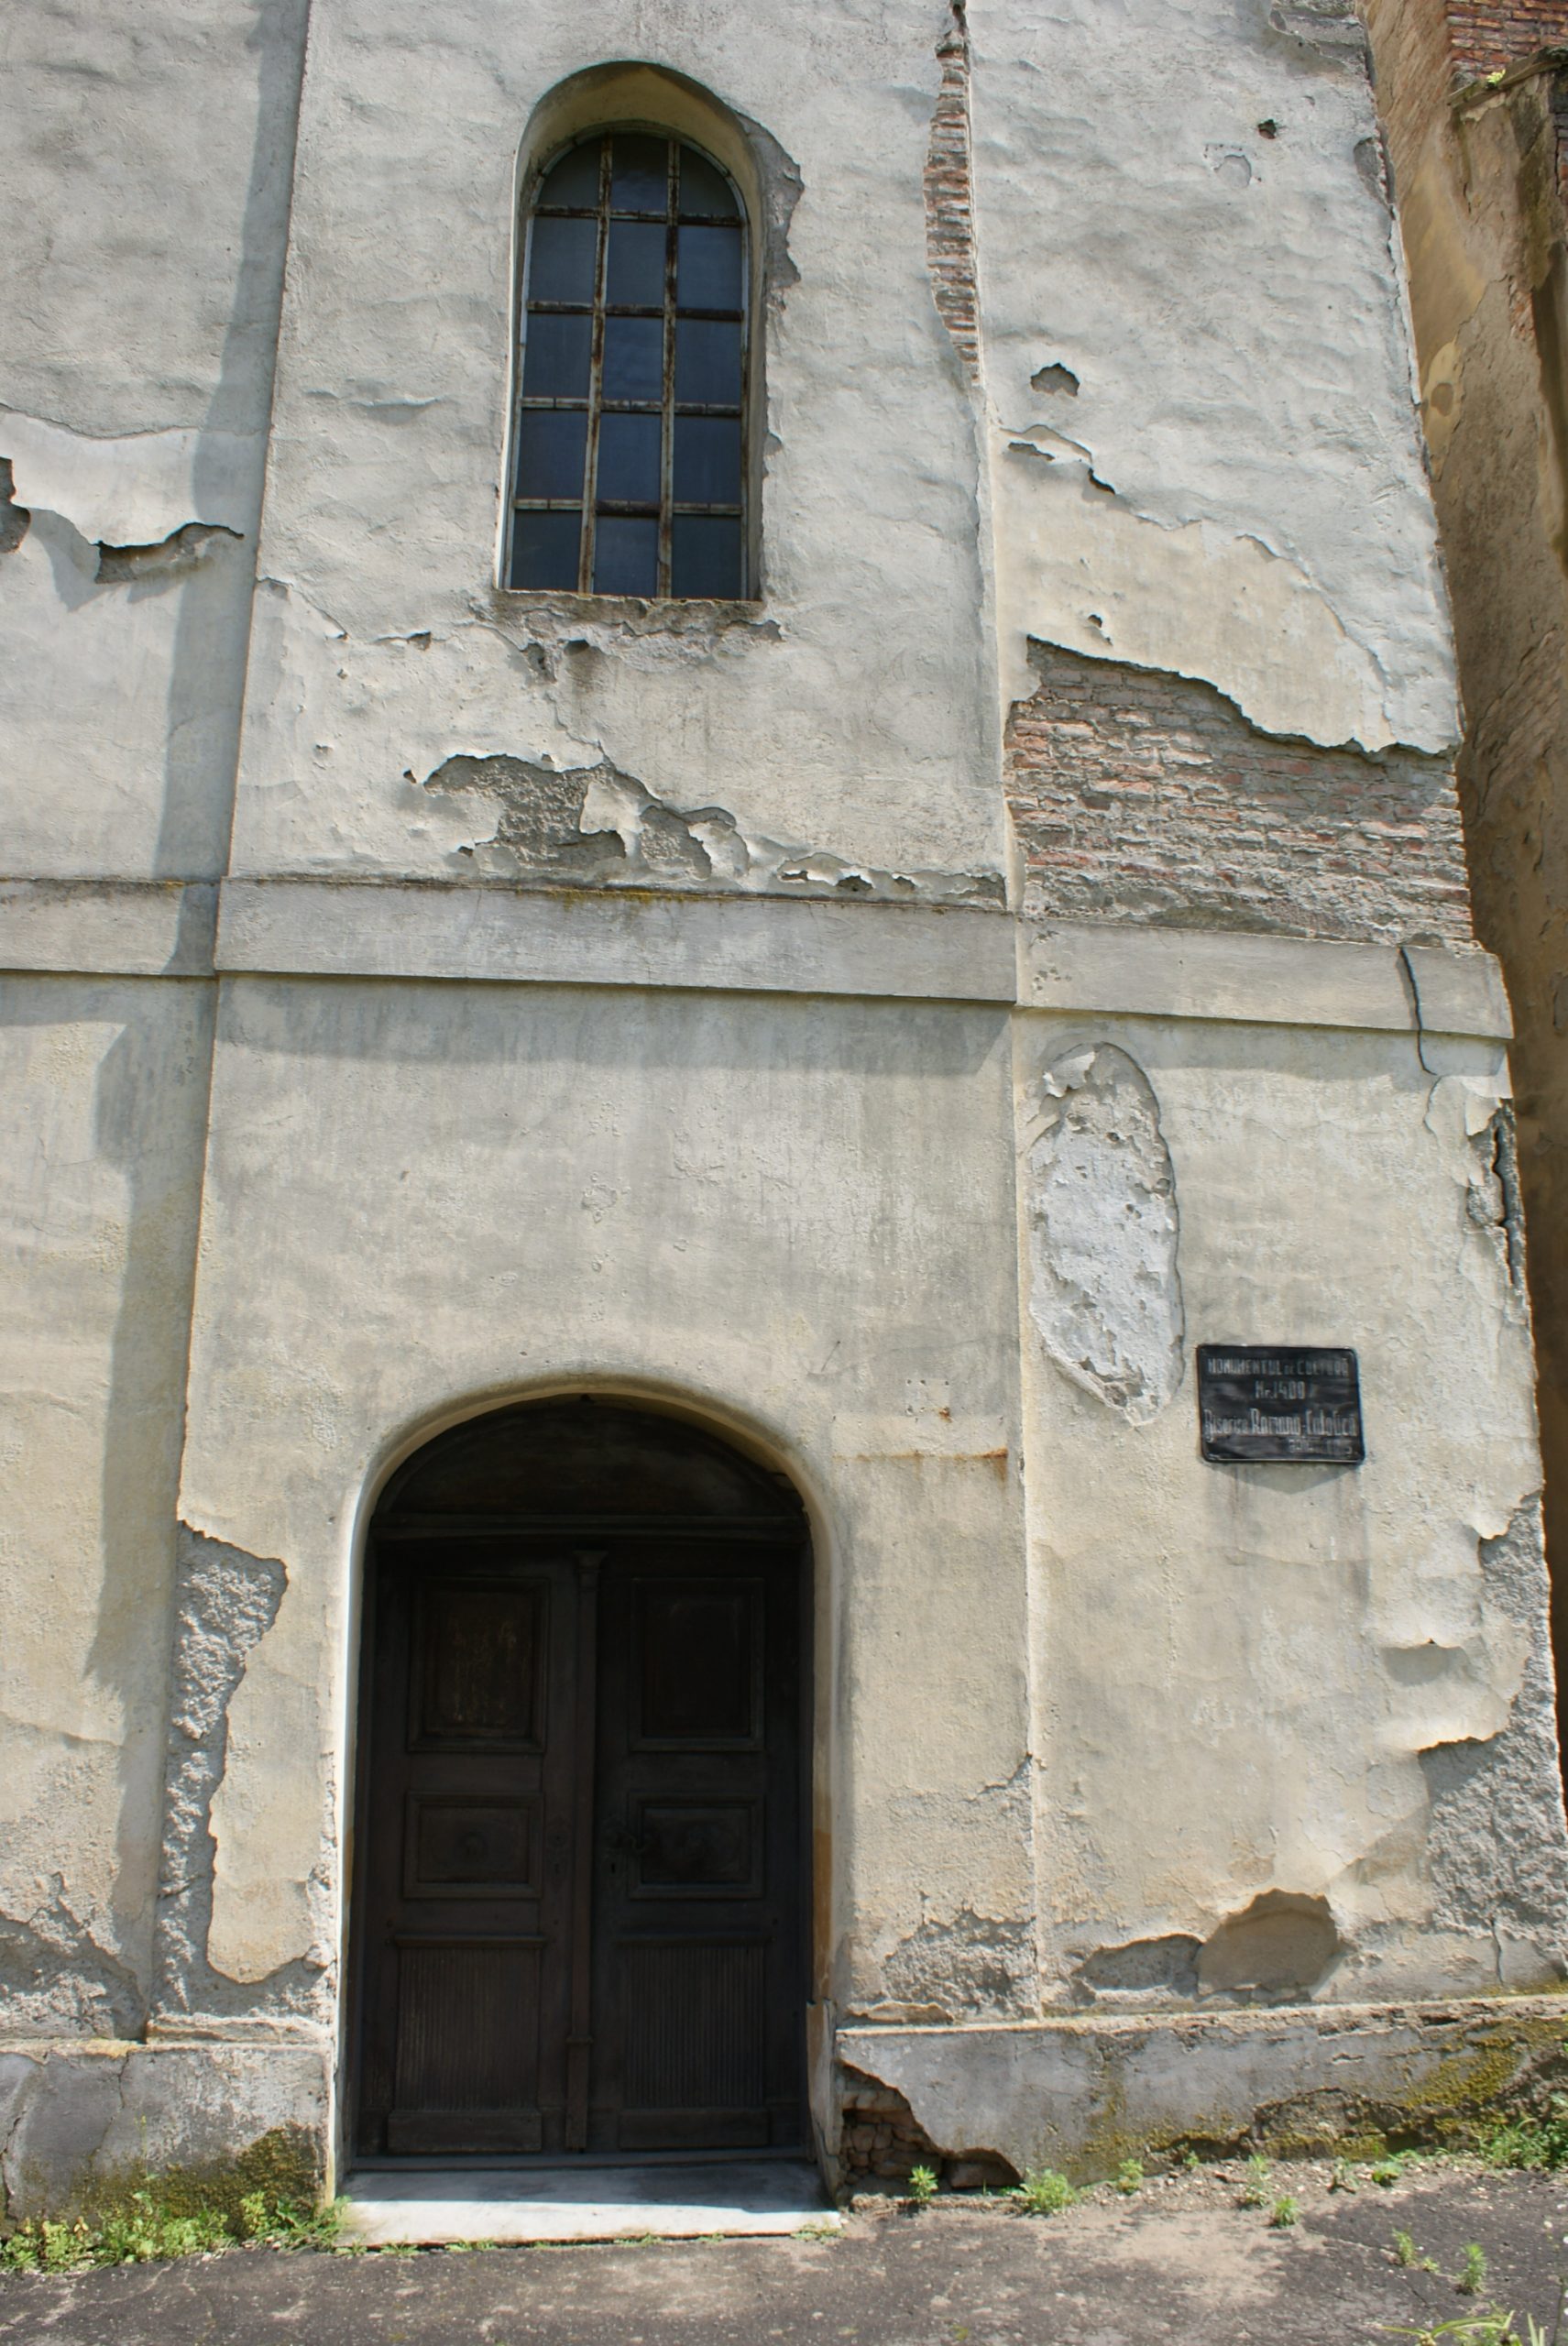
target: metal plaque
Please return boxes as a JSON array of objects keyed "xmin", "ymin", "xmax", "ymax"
[{"xmin": 1196, "ymin": 1346, "xmax": 1365, "ymax": 1464}]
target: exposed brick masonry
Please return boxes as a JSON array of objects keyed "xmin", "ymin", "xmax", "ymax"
[
  {"xmin": 1448, "ymin": 0, "xmax": 1568, "ymax": 82},
  {"xmin": 838, "ymin": 2068, "xmax": 941, "ymax": 2187},
  {"xmin": 924, "ymin": 5, "xmax": 980, "ymax": 377},
  {"xmin": 1006, "ymin": 641, "xmax": 1474, "ymax": 942}
]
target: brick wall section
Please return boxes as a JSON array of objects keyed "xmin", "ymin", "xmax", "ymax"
[
  {"xmin": 1005, "ymin": 642, "xmax": 1475, "ymax": 942},
  {"xmin": 839, "ymin": 2068, "xmax": 940, "ymax": 2187},
  {"xmin": 924, "ymin": 5, "xmax": 980, "ymax": 376},
  {"xmin": 1449, "ymin": 0, "xmax": 1568, "ymax": 82}
]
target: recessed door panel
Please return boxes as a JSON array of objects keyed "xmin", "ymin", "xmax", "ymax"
[
  {"xmin": 593, "ymin": 1546, "xmax": 804, "ymax": 2153},
  {"xmin": 355, "ymin": 1542, "xmax": 582, "ymax": 2157}
]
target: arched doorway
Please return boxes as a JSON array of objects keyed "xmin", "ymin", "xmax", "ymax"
[{"xmin": 349, "ymin": 1397, "xmax": 810, "ymax": 2159}]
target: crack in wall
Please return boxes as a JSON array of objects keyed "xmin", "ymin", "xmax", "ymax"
[
  {"xmin": 1025, "ymin": 1040, "xmax": 1186, "ymax": 1423},
  {"xmin": 417, "ymin": 750, "xmax": 1005, "ymax": 905},
  {"xmin": 150, "ymin": 1526, "xmax": 325, "ymax": 2023}
]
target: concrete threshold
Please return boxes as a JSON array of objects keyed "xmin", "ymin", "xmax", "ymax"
[{"xmin": 339, "ymin": 2157, "xmax": 839, "ymax": 2244}]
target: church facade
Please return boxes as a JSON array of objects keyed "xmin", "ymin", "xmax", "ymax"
[{"xmin": 3, "ymin": 0, "xmax": 1567, "ymax": 2210}]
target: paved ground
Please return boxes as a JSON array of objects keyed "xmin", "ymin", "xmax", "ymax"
[{"xmin": 4, "ymin": 2159, "xmax": 1568, "ymax": 2344}]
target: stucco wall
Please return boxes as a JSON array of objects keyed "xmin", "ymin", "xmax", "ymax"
[
  {"xmin": 0, "ymin": 0, "xmax": 308, "ymax": 883},
  {"xmin": 0, "ymin": 978, "xmax": 213, "ymax": 2036}
]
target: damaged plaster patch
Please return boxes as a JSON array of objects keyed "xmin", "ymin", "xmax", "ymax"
[
  {"xmin": 1008, "ymin": 640, "xmax": 1470, "ymax": 941},
  {"xmin": 924, "ymin": 4, "xmax": 981, "ymax": 378},
  {"xmin": 96, "ymin": 523, "xmax": 241, "ymax": 586},
  {"xmin": 151, "ymin": 1526, "xmax": 323, "ymax": 2021},
  {"xmin": 417, "ymin": 751, "xmax": 1005, "ymax": 905},
  {"xmin": 881, "ymin": 1906, "xmax": 1035, "ymax": 2022},
  {"xmin": 0, "ymin": 459, "xmax": 29, "ymax": 556},
  {"xmin": 1196, "ymin": 1891, "xmax": 1341, "ymax": 2001},
  {"xmin": 1421, "ymin": 1497, "xmax": 1568, "ymax": 1986},
  {"xmin": 0, "ymin": 408, "xmax": 255, "ymax": 545},
  {"xmin": 994, "ymin": 467, "xmax": 1457, "ymax": 757},
  {"xmin": 0, "ymin": 1880, "xmax": 144, "ymax": 2037},
  {"xmin": 1423, "ymin": 1078, "xmax": 1530, "ymax": 1306},
  {"xmin": 1025, "ymin": 1041, "xmax": 1185, "ymax": 1422},
  {"xmin": 1069, "ymin": 1894, "xmax": 1341, "ymax": 2009},
  {"xmin": 1072, "ymin": 1934, "xmax": 1201, "ymax": 2004}
]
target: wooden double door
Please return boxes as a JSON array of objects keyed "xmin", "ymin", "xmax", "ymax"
[{"xmin": 353, "ymin": 1533, "xmax": 806, "ymax": 2157}]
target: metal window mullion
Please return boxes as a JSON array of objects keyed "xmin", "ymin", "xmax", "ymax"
[
  {"xmin": 578, "ymin": 139, "xmax": 612, "ymax": 596},
  {"xmin": 657, "ymin": 141, "xmax": 678, "ymax": 598}
]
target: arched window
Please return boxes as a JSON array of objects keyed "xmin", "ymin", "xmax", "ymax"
[{"xmin": 507, "ymin": 129, "xmax": 750, "ymax": 600}]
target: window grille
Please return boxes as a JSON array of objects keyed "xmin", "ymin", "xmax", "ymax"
[{"xmin": 509, "ymin": 130, "xmax": 749, "ymax": 599}]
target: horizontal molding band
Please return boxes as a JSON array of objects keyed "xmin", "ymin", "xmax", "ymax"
[{"xmin": 0, "ymin": 877, "xmax": 1513, "ymax": 1039}]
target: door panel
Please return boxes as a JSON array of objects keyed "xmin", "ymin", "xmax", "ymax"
[
  {"xmin": 591, "ymin": 1545, "xmax": 804, "ymax": 2153},
  {"xmin": 356, "ymin": 1541, "xmax": 584, "ymax": 2157}
]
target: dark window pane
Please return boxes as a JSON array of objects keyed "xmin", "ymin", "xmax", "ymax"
[
  {"xmin": 674, "ymin": 416, "xmax": 740, "ymax": 506},
  {"xmin": 593, "ymin": 516, "xmax": 658, "ymax": 597},
  {"xmin": 597, "ymin": 412, "xmax": 662, "ymax": 505},
  {"xmin": 671, "ymin": 515, "xmax": 742, "ymax": 597},
  {"xmin": 536, "ymin": 139, "xmax": 602, "ymax": 210},
  {"xmin": 602, "ymin": 314, "xmax": 663, "ymax": 403},
  {"xmin": 521, "ymin": 311, "xmax": 591, "ymax": 399},
  {"xmin": 610, "ymin": 133, "xmax": 670, "ymax": 213},
  {"xmin": 510, "ymin": 509, "xmax": 582, "ymax": 589},
  {"xmin": 606, "ymin": 219, "xmax": 667, "ymax": 307},
  {"xmin": 528, "ymin": 215, "xmax": 598, "ymax": 304},
  {"xmin": 677, "ymin": 147, "xmax": 739, "ymax": 220},
  {"xmin": 674, "ymin": 318, "xmax": 742, "ymax": 404},
  {"xmin": 677, "ymin": 225, "xmax": 742, "ymax": 311},
  {"xmin": 516, "ymin": 410, "xmax": 587, "ymax": 499}
]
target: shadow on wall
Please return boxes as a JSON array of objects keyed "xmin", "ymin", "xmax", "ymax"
[{"xmin": 155, "ymin": 0, "xmax": 310, "ymax": 879}]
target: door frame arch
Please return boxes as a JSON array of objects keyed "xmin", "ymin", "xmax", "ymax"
[{"xmin": 335, "ymin": 1376, "xmax": 835, "ymax": 2174}]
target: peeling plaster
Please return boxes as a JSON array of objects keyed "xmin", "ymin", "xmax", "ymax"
[
  {"xmin": 0, "ymin": 409, "xmax": 256, "ymax": 546},
  {"xmin": 880, "ymin": 1905, "xmax": 1035, "ymax": 2023},
  {"xmin": 0, "ymin": 1880, "xmax": 144, "ymax": 2040},
  {"xmin": 1421, "ymin": 1498, "xmax": 1568, "ymax": 1986},
  {"xmin": 970, "ymin": 0, "xmax": 1460, "ymax": 753},
  {"xmin": 1025, "ymin": 1041, "xmax": 1184, "ymax": 1422},
  {"xmin": 152, "ymin": 1526, "xmax": 326, "ymax": 2020},
  {"xmin": 418, "ymin": 750, "xmax": 1006, "ymax": 907}
]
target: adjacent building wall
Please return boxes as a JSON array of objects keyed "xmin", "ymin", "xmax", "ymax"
[{"xmin": 1363, "ymin": 0, "xmax": 1568, "ymax": 1759}]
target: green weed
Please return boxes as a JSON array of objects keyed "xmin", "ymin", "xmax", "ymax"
[
  {"xmin": 1114, "ymin": 2159, "xmax": 1144, "ymax": 2197},
  {"xmin": 0, "ymin": 2188, "xmax": 341, "ymax": 2274},
  {"xmin": 1012, "ymin": 2167, "xmax": 1079, "ymax": 2217},
  {"xmin": 1237, "ymin": 2154, "xmax": 1273, "ymax": 2209},
  {"xmin": 1478, "ymin": 2098, "xmax": 1568, "ymax": 2174},
  {"xmin": 1458, "ymin": 2247, "xmax": 1490, "ymax": 2298},
  {"xmin": 1269, "ymin": 2195, "xmax": 1299, "ymax": 2230},
  {"xmin": 906, "ymin": 2165, "xmax": 938, "ymax": 2209}
]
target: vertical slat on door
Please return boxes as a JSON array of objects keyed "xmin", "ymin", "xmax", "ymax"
[{"xmin": 565, "ymin": 1551, "xmax": 603, "ymax": 2151}]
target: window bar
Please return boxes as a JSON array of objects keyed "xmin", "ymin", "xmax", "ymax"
[
  {"xmin": 657, "ymin": 139, "xmax": 678, "ymax": 599},
  {"xmin": 578, "ymin": 137, "xmax": 612, "ymax": 596}
]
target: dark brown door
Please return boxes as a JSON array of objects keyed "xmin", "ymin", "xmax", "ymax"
[{"xmin": 353, "ymin": 1516, "xmax": 806, "ymax": 2158}]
